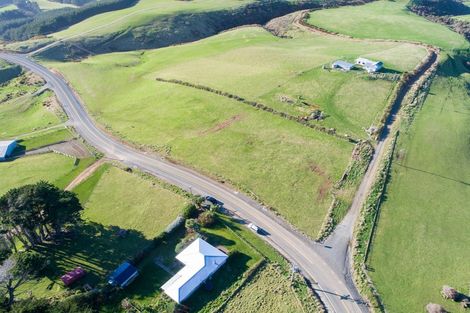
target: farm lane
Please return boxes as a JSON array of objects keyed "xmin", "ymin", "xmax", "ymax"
[{"xmin": 0, "ymin": 52, "xmax": 368, "ymax": 313}]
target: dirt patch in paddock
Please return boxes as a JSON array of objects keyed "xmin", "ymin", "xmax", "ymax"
[
  {"xmin": 201, "ymin": 114, "xmax": 243, "ymax": 135},
  {"xmin": 310, "ymin": 163, "xmax": 333, "ymax": 201}
]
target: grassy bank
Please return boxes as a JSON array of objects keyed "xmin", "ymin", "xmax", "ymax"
[
  {"xmin": 307, "ymin": 0, "xmax": 468, "ymax": 50},
  {"xmin": 368, "ymin": 56, "xmax": 470, "ymax": 312}
]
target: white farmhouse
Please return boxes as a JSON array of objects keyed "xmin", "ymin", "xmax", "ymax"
[
  {"xmin": 355, "ymin": 57, "xmax": 384, "ymax": 73},
  {"xmin": 162, "ymin": 238, "xmax": 228, "ymax": 303}
]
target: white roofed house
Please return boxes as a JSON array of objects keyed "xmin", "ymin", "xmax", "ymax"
[
  {"xmin": 0, "ymin": 140, "xmax": 17, "ymax": 161},
  {"xmin": 162, "ymin": 238, "xmax": 228, "ymax": 304},
  {"xmin": 355, "ymin": 57, "xmax": 384, "ymax": 73}
]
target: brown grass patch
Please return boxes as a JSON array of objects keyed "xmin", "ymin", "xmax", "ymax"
[
  {"xmin": 310, "ymin": 163, "xmax": 333, "ymax": 201},
  {"xmin": 201, "ymin": 114, "xmax": 243, "ymax": 135}
]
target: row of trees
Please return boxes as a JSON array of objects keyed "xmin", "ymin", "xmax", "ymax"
[{"xmin": 0, "ymin": 181, "xmax": 83, "ymax": 251}]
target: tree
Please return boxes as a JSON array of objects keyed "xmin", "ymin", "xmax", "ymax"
[
  {"xmin": 0, "ymin": 182, "xmax": 83, "ymax": 249},
  {"xmin": 184, "ymin": 219, "xmax": 200, "ymax": 233},
  {"xmin": 198, "ymin": 211, "xmax": 215, "ymax": 227},
  {"xmin": 0, "ymin": 251, "xmax": 47, "ymax": 307}
]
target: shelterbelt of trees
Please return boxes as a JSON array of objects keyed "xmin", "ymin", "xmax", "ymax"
[{"xmin": 0, "ymin": 0, "xmax": 137, "ymax": 41}]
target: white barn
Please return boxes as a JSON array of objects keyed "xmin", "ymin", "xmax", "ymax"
[
  {"xmin": 0, "ymin": 140, "xmax": 17, "ymax": 161},
  {"xmin": 355, "ymin": 57, "xmax": 383, "ymax": 73},
  {"xmin": 162, "ymin": 238, "xmax": 228, "ymax": 303}
]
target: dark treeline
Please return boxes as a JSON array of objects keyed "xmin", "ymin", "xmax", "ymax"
[
  {"xmin": 0, "ymin": 0, "xmax": 138, "ymax": 41},
  {"xmin": 408, "ymin": 0, "xmax": 470, "ymax": 16},
  {"xmin": 50, "ymin": 0, "xmax": 96, "ymax": 6}
]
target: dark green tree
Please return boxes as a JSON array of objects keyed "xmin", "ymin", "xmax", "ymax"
[{"xmin": 0, "ymin": 251, "xmax": 47, "ymax": 307}]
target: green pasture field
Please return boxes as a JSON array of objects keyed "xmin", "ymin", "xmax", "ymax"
[
  {"xmin": 44, "ymin": 26, "xmax": 427, "ymax": 237},
  {"xmin": 455, "ymin": 14, "xmax": 470, "ymax": 21},
  {"xmin": 47, "ymin": 26, "xmax": 426, "ymax": 139},
  {"xmin": 221, "ymin": 264, "xmax": 306, "ymax": 313},
  {"xmin": 16, "ymin": 127, "xmax": 74, "ymax": 151},
  {"xmin": 49, "ymin": 0, "xmax": 255, "ymax": 40},
  {"xmin": 307, "ymin": 0, "xmax": 468, "ymax": 50},
  {"xmin": 0, "ymin": 4, "xmax": 16, "ymax": 12},
  {"xmin": 0, "ymin": 91, "xmax": 62, "ymax": 138},
  {"xmin": 79, "ymin": 165, "xmax": 187, "ymax": 239},
  {"xmin": 33, "ymin": 0, "xmax": 77, "ymax": 11},
  {"xmin": 0, "ymin": 153, "xmax": 93, "ymax": 195},
  {"xmin": 368, "ymin": 57, "xmax": 470, "ymax": 312}
]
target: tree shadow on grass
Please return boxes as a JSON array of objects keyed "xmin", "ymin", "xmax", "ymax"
[{"xmin": 33, "ymin": 222, "xmax": 150, "ymax": 289}]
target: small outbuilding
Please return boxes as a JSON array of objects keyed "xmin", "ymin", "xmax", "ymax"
[
  {"xmin": 108, "ymin": 262, "xmax": 139, "ymax": 288},
  {"xmin": 61, "ymin": 267, "xmax": 86, "ymax": 286},
  {"xmin": 355, "ymin": 57, "xmax": 383, "ymax": 73},
  {"xmin": 162, "ymin": 238, "xmax": 228, "ymax": 304},
  {"xmin": 0, "ymin": 140, "xmax": 17, "ymax": 161},
  {"xmin": 332, "ymin": 60, "xmax": 354, "ymax": 71}
]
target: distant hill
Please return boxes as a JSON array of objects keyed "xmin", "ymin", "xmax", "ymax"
[
  {"xmin": 408, "ymin": 0, "xmax": 470, "ymax": 16},
  {"xmin": 0, "ymin": 0, "xmax": 138, "ymax": 41}
]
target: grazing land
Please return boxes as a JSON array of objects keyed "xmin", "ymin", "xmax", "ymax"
[
  {"xmin": 78, "ymin": 165, "xmax": 187, "ymax": 239},
  {"xmin": 0, "ymin": 153, "xmax": 93, "ymax": 194},
  {"xmin": 33, "ymin": 0, "xmax": 77, "ymax": 10},
  {"xmin": 46, "ymin": 27, "xmax": 427, "ymax": 139},
  {"xmin": 221, "ymin": 263, "xmax": 309, "ymax": 313},
  {"xmin": 44, "ymin": 26, "xmax": 427, "ymax": 237},
  {"xmin": 307, "ymin": 0, "xmax": 468, "ymax": 50},
  {"xmin": 50, "ymin": 0, "xmax": 257, "ymax": 39},
  {"xmin": 368, "ymin": 57, "xmax": 470, "ymax": 312},
  {"xmin": 0, "ymin": 91, "xmax": 63, "ymax": 138}
]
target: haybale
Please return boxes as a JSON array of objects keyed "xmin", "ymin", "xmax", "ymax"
[
  {"xmin": 426, "ymin": 303, "xmax": 448, "ymax": 313},
  {"xmin": 441, "ymin": 285, "xmax": 459, "ymax": 301}
]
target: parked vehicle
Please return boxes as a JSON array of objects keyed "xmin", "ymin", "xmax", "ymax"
[
  {"xmin": 247, "ymin": 223, "xmax": 261, "ymax": 233},
  {"xmin": 205, "ymin": 195, "xmax": 223, "ymax": 206}
]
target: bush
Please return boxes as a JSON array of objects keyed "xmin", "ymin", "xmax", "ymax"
[
  {"xmin": 198, "ymin": 211, "xmax": 215, "ymax": 227},
  {"xmin": 182, "ymin": 203, "xmax": 198, "ymax": 219},
  {"xmin": 185, "ymin": 218, "xmax": 200, "ymax": 233}
]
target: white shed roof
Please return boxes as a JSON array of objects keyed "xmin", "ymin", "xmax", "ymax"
[
  {"xmin": 162, "ymin": 238, "xmax": 228, "ymax": 303},
  {"xmin": 0, "ymin": 140, "xmax": 16, "ymax": 159}
]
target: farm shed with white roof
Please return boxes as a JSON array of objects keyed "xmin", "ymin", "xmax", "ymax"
[{"xmin": 0, "ymin": 140, "xmax": 17, "ymax": 161}]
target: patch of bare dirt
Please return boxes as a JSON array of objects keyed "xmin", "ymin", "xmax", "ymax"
[
  {"xmin": 310, "ymin": 163, "xmax": 333, "ymax": 201},
  {"xmin": 65, "ymin": 158, "xmax": 107, "ymax": 191},
  {"xmin": 201, "ymin": 114, "xmax": 243, "ymax": 135}
]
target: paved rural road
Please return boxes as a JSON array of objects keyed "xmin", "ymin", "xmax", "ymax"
[{"xmin": 0, "ymin": 52, "xmax": 370, "ymax": 313}]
